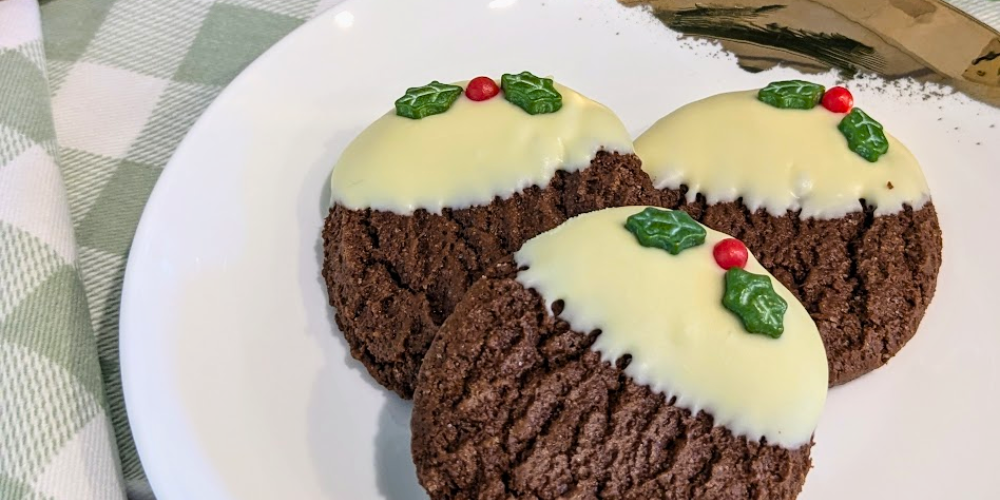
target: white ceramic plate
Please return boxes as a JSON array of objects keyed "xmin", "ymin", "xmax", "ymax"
[{"xmin": 120, "ymin": 0, "xmax": 1000, "ymax": 498}]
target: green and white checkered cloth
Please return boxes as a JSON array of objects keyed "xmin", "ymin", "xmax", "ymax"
[
  {"xmin": 0, "ymin": 0, "xmax": 996, "ymax": 499},
  {"xmin": 0, "ymin": 0, "xmax": 336, "ymax": 498}
]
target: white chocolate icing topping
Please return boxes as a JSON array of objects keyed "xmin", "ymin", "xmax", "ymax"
[
  {"xmin": 635, "ymin": 90, "xmax": 930, "ymax": 219},
  {"xmin": 515, "ymin": 207, "xmax": 828, "ymax": 448},
  {"xmin": 330, "ymin": 82, "xmax": 633, "ymax": 214}
]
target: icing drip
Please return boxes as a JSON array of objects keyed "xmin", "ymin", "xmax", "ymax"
[
  {"xmin": 331, "ymin": 82, "xmax": 633, "ymax": 214},
  {"xmin": 635, "ymin": 91, "xmax": 930, "ymax": 219},
  {"xmin": 515, "ymin": 207, "xmax": 828, "ymax": 448}
]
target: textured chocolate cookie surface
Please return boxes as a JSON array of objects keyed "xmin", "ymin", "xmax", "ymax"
[
  {"xmin": 412, "ymin": 275, "xmax": 812, "ymax": 500},
  {"xmin": 322, "ymin": 152, "xmax": 655, "ymax": 398},
  {"xmin": 654, "ymin": 188, "xmax": 942, "ymax": 386}
]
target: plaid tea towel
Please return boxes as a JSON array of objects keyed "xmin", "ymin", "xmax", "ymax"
[
  {"xmin": 0, "ymin": 0, "xmax": 338, "ymax": 498},
  {"xmin": 0, "ymin": 0, "xmax": 996, "ymax": 499}
]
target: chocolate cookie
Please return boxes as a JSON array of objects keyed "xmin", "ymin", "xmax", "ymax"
[
  {"xmin": 322, "ymin": 73, "xmax": 654, "ymax": 397},
  {"xmin": 636, "ymin": 83, "xmax": 943, "ymax": 386},
  {"xmin": 412, "ymin": 276, "xmax": 812, "ymax": 500},
  {"xmin": 412, "ymin": 207, "xmax": 827, "ymax": 500},
  {"xmin": 323, "ymin": 152, "xmax": 652, "ymax": 398}
]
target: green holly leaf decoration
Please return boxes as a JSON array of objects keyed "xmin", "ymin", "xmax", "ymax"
[
  {"xmin": 624, "ymin": 207, "xmax": 706, "ymax": 255},
  {"xmin": 722, "ymin": 268, "xmax": 788, "ymax": 339},
  {"xmin": 838, "ymin": 108, "xmax": 889, "ymax": 162},
  {"xmin": 394, "ymin": 81, "xmax": 463, "ymax": 120},
  {"xmin": 757, "ymin": 80, "xmax": 826, "ymax": 110},
  {"xmin": 500, "ymin": 71, "xmax": 563, "ymax": 115}
]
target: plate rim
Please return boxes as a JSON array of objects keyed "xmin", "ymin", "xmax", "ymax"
[
  {"xmin": 117, "ymin": 1, "xmax": 1000, "ymax": 498},
  {"xmin": 118, "ymin": 3, "xmax": 357, "ymax": 497}
]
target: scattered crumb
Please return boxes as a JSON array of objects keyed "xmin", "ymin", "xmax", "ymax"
[
  {"xmin": 991, "ymin": 124, "xmax": 996, "ymax": 128},
  {"xmin": 937, "ymin": 117, "xmax": 942, "ymax": 121},
  {"xmin": 976, "ymin": 142, "xmax": 982, "ymax": 146},
  {"xmin": 887, "ymin": 181, "xmax": 895, "ymax": 190},
  {"xmin": 616, "ymin": 32, "xmax": 620, "ymax": 35},
  {"xmin": 954, "ymin": 126, "xmax": 960, "ymax": 131}
]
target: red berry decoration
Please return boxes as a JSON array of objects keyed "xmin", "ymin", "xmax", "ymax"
[
  {"xmin": 713, "ymin": 238, "xmax": 749, "ymax": 270},
  {"xmin": 821, "ymin": 86, "xmax": 853, "ymax": 113},
  {"xmin": 465, "ymin": 76, "xmax": 500, "ymax": 101}
]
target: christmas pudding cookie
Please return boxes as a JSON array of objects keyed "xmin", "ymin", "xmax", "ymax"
[
  {"xmin": 412, "ymin": 207, "xmax": 828, "ymax": 500},
  {"xmin": 322, "ymin": 72, "xmax": 653, "ymax": 398},
  {"xmin": 635, "ymin": 81, "xmax": 943, "ymax": 386}
]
